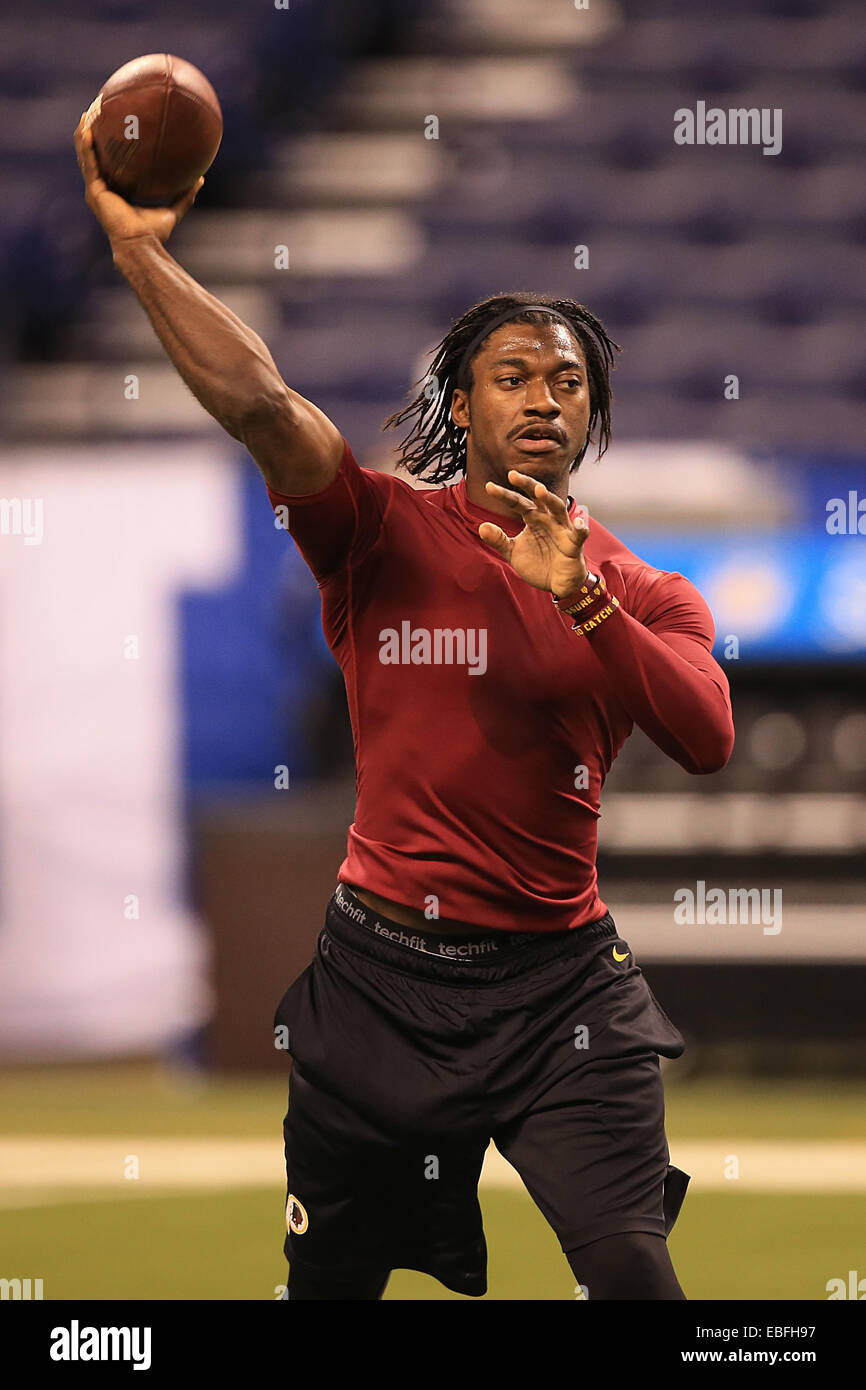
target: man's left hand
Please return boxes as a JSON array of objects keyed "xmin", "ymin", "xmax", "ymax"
[{"xmin": 479, "ymin": 470, "xmax": 590, "ymax": 599}]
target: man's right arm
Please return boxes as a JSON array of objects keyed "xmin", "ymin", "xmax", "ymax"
[
  {"xmin": 74, "ymin": 113, "xmax": 343, "ymax": 495},
  {"xmin": 110, "ymin": 234, "xmax": 344, "ymax": 493}
]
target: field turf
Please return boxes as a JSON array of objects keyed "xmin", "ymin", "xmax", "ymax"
[{"xmin": 0, "ymin": 1064, "xmax": 862, "ymax": 1301}]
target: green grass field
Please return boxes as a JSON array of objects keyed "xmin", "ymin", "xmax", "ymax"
[{"xmin": 1, "ymin": 1063, "xmax": 863, "ymax": 1301}]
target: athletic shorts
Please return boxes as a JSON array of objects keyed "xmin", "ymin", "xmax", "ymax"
[{"xmin": 273, "ymin": 884, "xmax": 690, "ymax": 1298}]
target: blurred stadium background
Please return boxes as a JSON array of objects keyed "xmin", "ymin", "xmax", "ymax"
[{"xmin": 0, "ymin": 0, "xmax": 863, "ymax": 1300}]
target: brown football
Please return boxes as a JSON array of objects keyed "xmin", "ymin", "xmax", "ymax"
[{"xmin": 85, "ymin": 54, "xmax": 222, "ymax": 206}]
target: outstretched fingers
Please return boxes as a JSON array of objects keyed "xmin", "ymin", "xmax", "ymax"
[
  {"xmin": 487, "ymin": 473, "xmax": 576, "ymax": 535},
  {"xmin": 484, "ymin": 479, "xmax": 537, "ymax": 515},
  {"xmin": 505, "ymin": 470, "xmax": 571, "ymax": 519}
]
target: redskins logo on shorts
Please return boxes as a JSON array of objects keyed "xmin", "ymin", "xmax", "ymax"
[{"xmin": 286, "ymin": 1194, "xmax": 308, "ymax": 1235}]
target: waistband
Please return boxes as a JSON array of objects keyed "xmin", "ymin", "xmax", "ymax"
[{"xmin": 324, "ymin": 883, "xmax": 618, "ymax": 983}]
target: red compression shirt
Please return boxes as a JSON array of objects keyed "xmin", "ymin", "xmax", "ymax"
[{"xmin": 266, "ymin": 439, "xmax": 734, "ymax": 933}]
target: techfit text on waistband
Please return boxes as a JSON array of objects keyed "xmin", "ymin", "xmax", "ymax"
[{"xmin": 330, "ymin": 883, "xmax": 546, "ymax": 961}]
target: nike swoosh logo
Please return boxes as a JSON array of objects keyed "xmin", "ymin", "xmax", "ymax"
[{"xmin": 612, "ymin": 946, "xmax": 629, "ymax": 962}]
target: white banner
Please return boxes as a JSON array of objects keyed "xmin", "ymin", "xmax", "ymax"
[{"xmin": 0, "ymin": 444, "xmax": 241, "ymax": 1057}]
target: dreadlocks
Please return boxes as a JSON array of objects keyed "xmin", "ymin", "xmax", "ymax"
[{"xmin": 382, "ymin": 292, "xmax": 621, "ymax": 485}]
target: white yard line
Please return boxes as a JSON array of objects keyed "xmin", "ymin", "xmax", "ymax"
[{"xmin": 0, "ymin": 1137, "xmax": 865, "ymax": 1209}]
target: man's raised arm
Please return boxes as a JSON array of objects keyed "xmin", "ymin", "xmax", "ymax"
[{"xmin": 73, "ymin": 114, "xmax": 343, "ymax": 495}]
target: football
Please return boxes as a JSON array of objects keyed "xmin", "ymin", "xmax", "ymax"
[{"xmin": 84, "ymin": 53, "xmax": 222, "ymax": 207}]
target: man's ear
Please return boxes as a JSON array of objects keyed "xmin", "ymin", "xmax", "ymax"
[{"xmin": 450, "ymin": 386, "xmax": 470, "ymax": 431}]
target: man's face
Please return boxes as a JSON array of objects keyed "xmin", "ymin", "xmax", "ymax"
[{"xmin": 450, "ymin": 321, "xmax": 591, "ymax": 491}]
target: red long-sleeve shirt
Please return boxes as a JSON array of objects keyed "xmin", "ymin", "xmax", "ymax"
[{"xmin": 266, "ymin": 438, "xmax": 734, "ymax": 932}]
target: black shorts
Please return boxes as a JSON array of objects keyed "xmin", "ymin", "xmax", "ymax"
[{"xmin": 274, "ymin": 884, "xmax": 689, "ymax": 1298}]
